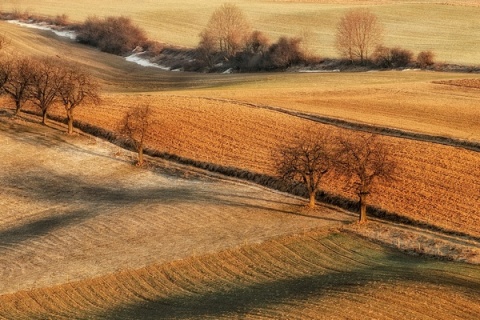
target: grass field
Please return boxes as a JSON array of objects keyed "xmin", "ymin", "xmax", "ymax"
[{"xmin": 1, "ymin": 0, "xmax": 480, "ymax": 65}]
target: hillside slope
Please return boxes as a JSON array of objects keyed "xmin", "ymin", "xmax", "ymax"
[
  {"xmin": 0, "ymin": 115, "xmax": 353, "ymax": 295},
  {"xmin": 1, "ymin": 230, "xmax": 479, "ymax": 319}
]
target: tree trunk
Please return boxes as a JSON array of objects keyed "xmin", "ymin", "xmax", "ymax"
[
  {"xmin": 137, "ymin": 145, "xmax": 144, "ymax": 166},
  {"xmin": 359, "ymin": 192, "xmax": 368, "ymax": 223},
  {"xmin": 14, "ymin": 100, "xmax": 22, "ymax": 115},
  {"xmin": 42, "ymin": 109, "xmax": 48, "ymax": 125},
  {"xmin": 308, "ymin": 191, "xmax": 316, "ymax": 208},
  {"xmin": 67, "ymin": 109, "xmax": 74, "ymax": 134}
]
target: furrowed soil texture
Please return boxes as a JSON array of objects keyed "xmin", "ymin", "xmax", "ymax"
[
  {"xmin": 1, "ymin": 22, "xmax": 479, "ymax": 239},
  {"xmin": 3, "ymin": 114, "xmax": 477, "ymax": 319},
  {"xmin": 1, "ymin": 227, "xmax": 479, "ymax": 319},
  {"xmin": 0, "ymin": 115, "xmax": 354, "ymax": 295},
  {"xmin": 57, "ymin": 93, "xmax": 480, "ymax": 239}
]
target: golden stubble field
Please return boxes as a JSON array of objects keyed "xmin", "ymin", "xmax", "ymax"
[
  {"xmin": 0, "ymin": 11, "xmax": 480, "ymax": 317},
  {"xmin": 2, "ymin": 0, "xmax": 480, "ymax": 64}
]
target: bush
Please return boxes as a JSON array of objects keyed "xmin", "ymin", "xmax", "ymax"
[
  {"xmin": 267, "ymin": 37, "xmax": 305, "ymax": 70},
  {"xmin": 76, "ymin": 16, "xmax": 148, "ymax": 55},
  {"xmin": 417, "ymin": 50, "xmax": 435, "ymax": 69},
  {"xmin": 373, "ymin": 45, "xmax": 413, "ymax": 68}
]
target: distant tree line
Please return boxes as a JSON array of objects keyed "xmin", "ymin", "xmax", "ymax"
[
  {"xmin": 0, "ymin": 5, "xmax": 437, "ymax": 72},
  {"xmin": 196, "ymin": 4, "xmax": 435, "ymax": 72}
]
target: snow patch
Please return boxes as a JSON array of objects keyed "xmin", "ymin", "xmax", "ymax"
[
  {"xmin": 8, "ymin": 20, "xmax": 77, "ymax": 40},
  {"xmin": 125, "ymin": 54, "xmax": 170, "ymax": 70}
]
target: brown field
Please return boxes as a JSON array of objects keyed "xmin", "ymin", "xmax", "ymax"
[
  {"xmin": 1, "ymin": 21, "xmax": 479, "ymax": 238},
  {"xmin": 2, "ymin": 115, "xmax": 477, "ymax": 319},
  {"xmin": 0, "ymin": 6, "xmax": 480, "ymax": 318}
]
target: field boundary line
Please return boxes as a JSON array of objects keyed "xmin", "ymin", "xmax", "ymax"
[{"xmin": 184, "ymin": 96, "xmax": 480, "ymax": 153}]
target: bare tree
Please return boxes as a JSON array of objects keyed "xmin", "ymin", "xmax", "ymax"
[
  {"xmin": 2, "ymin": 57, "xmax": 35, "ymax": 115},
  {"xmin": 198, "ymin": 29, "xmax": 218, "ymax": 68},
  {"xmin": 337, "ymin": 134, "xmax": 396, "ymax": 223},
  {"xmin": 276, "ymin": 134, "xmax": 333, "ymax": 208},
  {"xmin": 202, "ymin": 3, "xmax": 251, "ymax": 58},
  {"xmin": 268, "ymin": 36, "xmax": 304, "ymax": 69},
  {"xmin": 0, "ymin": 59, "xmax": 10, "ymax": 92},
  {"xmin": 119, "ymin": 105, "xmax": 153, "ymax": 166},
  {"xmin": 29, "ymin": 58, "xmax": 63, "ymax": 125},
  {"xmin": 245, "ymin": 30, "xmax": 270, "ymax": 55},
  {"xmin": 57, "ymin": 65, "xmax": 100, "ymax": 134},
  {"xmin": 335, "ymin": 9, "xmax": 383, "ymax": 64}
]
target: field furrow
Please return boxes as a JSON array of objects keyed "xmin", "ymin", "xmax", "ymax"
[
  {"xmin": 46, "ymin": 93, "xmax": 479, "ymax": 238},
  {"xmin": 1, "ymin": 231, "xmax": 478, "ymax": 319}
]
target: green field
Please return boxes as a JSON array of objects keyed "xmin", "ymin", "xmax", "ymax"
[{"xmin": 2, "ymin": 0, "xmax": 480, "ymax": 64}]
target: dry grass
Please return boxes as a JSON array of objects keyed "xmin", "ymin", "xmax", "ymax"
[{"xmin": 1, "ymin": 0, "xmax": 480, "ymax": 64}]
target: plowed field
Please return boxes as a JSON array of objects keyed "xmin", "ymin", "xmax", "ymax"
[
  {"xmin": 48, "ymin": 93, "xmax": 479, "ymax": 239},
  {"xmin": 1, "ymin": 21, "xmax": 479, "ymax": 238}
]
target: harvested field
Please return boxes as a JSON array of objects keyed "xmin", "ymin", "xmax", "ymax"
[
  {"xmin": 1, "ymin": 22, "xmax": 479, "ymax": 238},
  {"xmin": 434, "ymin": 78, "xmax": 480, "ymax": 90},
  {"xmin": 0, "ymin": 115, "xmax": 353, "ymax": 295},
  {"xmin": 3, "ymin": 114, "xmax": 477, "ymax": 319},
  {"xmin": 0, "ymin": 230, "xmax": 479, "ymax": 319},
  {"xmin": 42, "ymin": 93, "xmax": 480, "ymax": 239}
]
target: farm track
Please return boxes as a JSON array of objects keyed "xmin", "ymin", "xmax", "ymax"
[
  {"xmin": 0, "ymin": 230, "xmax": 479, "ymax": 319},
  {"xmin": 179, "ymin": 95, "xmax": 480, "ymax": 152}
]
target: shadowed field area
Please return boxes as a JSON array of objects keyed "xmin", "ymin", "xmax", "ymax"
[
  {"xmin": 0, "ymin": 228, "xmax": 479, "ymax": 319},
  {"xmin": 1, "ymin": 21, "xmax": 479, "ymax": 239},
  {"xmin": 0, "ymin": 116, "xmax": 353, "ymax": 295}
]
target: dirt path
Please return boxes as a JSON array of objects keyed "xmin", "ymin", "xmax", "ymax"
[{"xmin": 183, "ymin": 95, "xmax": 480, "ymax": 152}]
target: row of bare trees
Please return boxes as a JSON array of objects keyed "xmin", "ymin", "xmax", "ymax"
[
  {"xmin": 0, "ymin": 56, "xmax": 100, "ymax": 133},
  {"xmin": 198, "ymin": 4, "xmax": 435, "ymax": 70},
  {"xmin": 276, "ymin": 133, "xmax": 396, "ymax": 223},
  {"xmin": 117, "ymin": 104, "xmax": 396, "ymax": 223},
  {"xmin": 198, "ymin": 4, "xmax": 313, "ymax": 70}
]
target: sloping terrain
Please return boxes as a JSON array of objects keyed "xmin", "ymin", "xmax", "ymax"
[
  {"xmin": 1, "ymin": 21, "xmax": 479, "ymax": 239},
  {"xmin": 62, "ymin": 94, "xmax": 480, "ymax": 239},
  {"xmin": 0, "ymin": 229, "xmax": 479, "ymax": 319},
  {"xmin": 2, "ymin": 0, "xmax": 480, "ymax": 64},
  {"xmin": 0, "ymin": 115, "xmax": 353, "ymax": 295}
]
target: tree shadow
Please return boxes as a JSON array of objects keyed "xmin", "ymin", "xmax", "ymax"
[{"xmin": 0, "ymin": 209, "xmax": 90, "ymax": 249}]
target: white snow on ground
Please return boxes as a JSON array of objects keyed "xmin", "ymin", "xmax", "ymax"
[
  {"xmin": 7, "ymin": 20, "xmax": 77, "ymax": 40},
  {"xmin": 8, "ymin": 20, "xmax": 175, "ymax": 70},
  {"xmin": 125, "ymin": 53, "xmax": 171, "ymax": 70}
]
